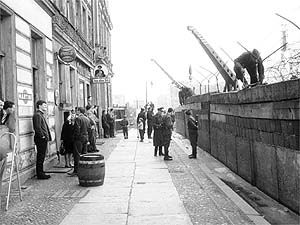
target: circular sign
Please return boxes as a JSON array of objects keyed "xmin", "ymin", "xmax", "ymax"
[{"xmin": 58, "ymin": 45, "xmax": 76, "ymax": 63}]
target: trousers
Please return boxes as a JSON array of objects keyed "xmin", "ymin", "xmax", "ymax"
[{"xmin": 34, "ymin": 137, "xmax": 48, "ymax": 176}]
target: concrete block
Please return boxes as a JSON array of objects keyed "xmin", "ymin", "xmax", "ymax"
[
  {"xmin": 274, "ymin": 120, "xmax": 282, "ymax": 133},
  {"xmin": 217, "ymin": 130, "xmax": 226, "ymax": 164},
  {"xmin": 236, "ymin": 137, "xmax": 252, "ymax": 183},
  {"xmin": 292, "ymin": 120, "xmax": 299, "ymax": 136},
  {"xmin": 271, "ymin": 81, "xmax": 286, "ymax": 101},
  {"xmin": 210, "ymin": 128, "xmax": 218, "ymax": 158},
  {"xmin": 225, "ymin": 134, "xmax": 237, "ymax": 173},
  {"xmin": 276, "ymin": 146, "xmax": 300, "ymax": 213},
  {"xmin": 284, "ymin": 78, "xmax": 299, "ymax": 100},
  {"xmin": 287, "ymin": 135, "xmax": 299, "ymax": 150},
  {"xmin": 253, "ymin": 142, "xmax": 278, "ymax": 199},
  {"xmin": 273, "ymin": 133, "xmax": 284, "ymax": 147},
  {"xmin": 260, "ymin": 131, "xmax": 273, "ymax": 146}
]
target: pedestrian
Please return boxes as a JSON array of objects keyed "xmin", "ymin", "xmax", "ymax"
[
  {"xmin": 60, "ymin": 111, "xmax": 75, "ymax": 168},
  {"xmin": 234, "ymin": 49, "xmax": 264, "ymax": 86},
  {"xmin": 68, "ymin": 107, "xmax": 91, "ymax": 176},
  {"xmin": 0, "ymin": 100, "xmax": 3, "ymax": 110},
  {"xmin": 107, "ymin": 108, "xmax": 115, "ymax": 138},
  {"xmin": 146, "ymin": 106, "xmax": 154, "ymax": 139},
  {"xmin": 86, "ymin": 105, "xmax": 98, "ymax": 152},
  {"xmin": 152, "ymin": 107, "xmax": 164, "ymax": 156},
  {"xmin": 0, "ymin": 100, "xmax": 16, "ymax": 133},
  {"xmin": 101, "ymin": 110, "xmax": 110, "ymax": 138},
  {"xmin": 137, "ymin": 108, "xmax": 146, "ymax": 136},
  {"xmin": 0, "ymin": 100, "xmax": 15, "ymax": 203},
  {"xmin": 137, "ymin": 118, "xmax": 145, "ymax": 142},
  {"xmin": 32, "ymin": 100, "xmax": 52, "ymax": 179},
  {"xmin": 120, "ymin": 115, "xmax": 129, "ymax": 139},
  {"xmin": 162, "ymin": 108, "xmax": 174, "ymax": 161},
  {"xmin": 185, "ymin": 109, "xmax": 198, "ymax": 159}
]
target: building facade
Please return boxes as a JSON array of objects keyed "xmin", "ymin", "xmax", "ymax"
[{"xmin": 0, "ymin": 0, "xmax": 113, "ymax": 182}]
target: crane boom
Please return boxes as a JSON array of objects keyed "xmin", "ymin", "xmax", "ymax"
[
  {"xmin": 187, "ymin": 26, "xmax": 236, "ymax": 87},
  {"xmin": 150, "ymin": 59, "xmax": 184, "ymax": 89}
]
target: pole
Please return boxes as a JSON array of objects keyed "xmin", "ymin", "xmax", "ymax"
[{"xmin": 145, "ymin": 81, "xmax": 148, "ymax": 105}]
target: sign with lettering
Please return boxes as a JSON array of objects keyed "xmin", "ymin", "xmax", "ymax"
[
  {"xmin": 92, "ymin": 77, "xmax": 110, "ymax": 84},
  {"xmin": 18, "ymin": 89, "xmax": 33, "ymax": 104},
  {"xmin": 58, "ymin": 45, "xmax": 76, "ymax": 63}
]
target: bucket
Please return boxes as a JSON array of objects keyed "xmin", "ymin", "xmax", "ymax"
[{"xmin": 78, "ymin": 153, "xmax": 105, "ymax": 187}]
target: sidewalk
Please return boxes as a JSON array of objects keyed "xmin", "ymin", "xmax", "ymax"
[{"xmin": 60, "ymin": 129, "xmax": 192, "ymax": 225}]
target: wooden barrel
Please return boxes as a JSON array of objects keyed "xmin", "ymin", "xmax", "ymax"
[{"xmin": 78, "ymin": 153, "xmax": 105, "ymax": 187}]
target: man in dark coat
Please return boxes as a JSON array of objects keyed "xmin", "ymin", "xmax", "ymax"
[
  {"xmin": 68, "ymin": 107, "xmax": 91, "ymax": 176},
  {"xmin": 107, "ymin": 108, "xmax": 115, "ymax": 138},
  {"xmin": 234, "ymin": 49, "xmax": 264, "ymax": 85},
  {"xmin": 146, "ymin": 106, "xmax": 154, "ymax": 139},
  {"xmin": 152, "ymin": 107, "xmax": 164, "ymax": 156},
  {"xmin": 162, "ymin": 108, "xmax": 174, "ymax": 161},
  {"xmin": 101, "ymin": 109, "xmax": 110, "ymax": 138},
  {"xmin": 185, "ymin": 109, "xmax": 198, "ymax": 159},
  {"xmin": 32, "ymin": 100, "xmax": 52, "ymax": 179}
]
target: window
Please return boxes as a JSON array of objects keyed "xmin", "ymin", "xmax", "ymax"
[
  {"xmin": 82, "ymin": 6, "xmax": 87, "ymax": 38},
  {"xmin": 76, "ymin": 0, "xmax": 81, "ymax": 31},
  {"xmin": 0, "ymin": 8, "xmax": 12, "ymax": 100},
  {"xmin": 78, "ymin": 80, "xmax": 84, "ymax": 107}
]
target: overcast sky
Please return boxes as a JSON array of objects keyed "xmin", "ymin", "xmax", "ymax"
[{"xmin": 110, "ymin": 0, "xmax": 300, "ymax": 102}]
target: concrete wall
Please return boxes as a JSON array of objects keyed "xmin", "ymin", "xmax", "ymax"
[{"xmin": 175, "ymin": 79, "xmax": 300, "ymax": 213}]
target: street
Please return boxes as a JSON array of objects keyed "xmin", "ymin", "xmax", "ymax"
[{"xmin": 0, "ymin": 129, "xmax": 281, "ymax": 225}]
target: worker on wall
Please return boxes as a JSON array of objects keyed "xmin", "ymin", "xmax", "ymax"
[{"xmin": 233, "ymin": 49, "xmax": 264, "ymax": 86}]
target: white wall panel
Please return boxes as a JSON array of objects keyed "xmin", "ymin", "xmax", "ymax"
[
  {"xmin": 19, "ymin": 134, "xmax": 34, "ymax": 152},
  {"xmin": 15, "ymin": 16, "xmax": 30, "ymax": 37},
  {"xmin": 16, "ymin": 33, "xmax": 30, "ymax": 53},
  {"xmin": 16, "ymin": 51, "xmax": 31, "ymax": 69},
  {"xmin": 17, "ymin": 67, "xmax": 32, "ymax": 85},
  {"xmin": 19, "ymin": 118, "xmax": 33, "ymax": 135}
]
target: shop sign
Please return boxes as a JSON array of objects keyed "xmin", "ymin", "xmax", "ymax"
[
  {"xmin": 18, "ymin": 89, "xmax": 33, "ymax": 104},
  {"xmin": 92, "ymin": 77, "xmax": 110, "ymax": 84},
  {"xmin": 58, "ymin": 45, "xmax": 76, "ymax": 63}
]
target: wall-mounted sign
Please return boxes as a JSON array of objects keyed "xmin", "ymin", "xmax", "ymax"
[
  {"xmin": 58, "ymin": 45, "xmax": 76, "ymax": 63},
  {"xmin": 94, "ymin": 64, "xmax": 108, "ymax": 77},
  {"xmin": 92, "ymin": 77, "xmax": 110, "ymax": 84},
  {"xmin": 18, "ymin": 89, "xmax": 33, "ymax": 104}
]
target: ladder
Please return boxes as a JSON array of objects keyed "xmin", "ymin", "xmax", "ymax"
[
  {"xmin": 0, "ymin": 132, "xmax": 22, "ymax": 211},
  {"xmin": 187, "ymin": 26, "xmax": 237, "ymax": 90}
]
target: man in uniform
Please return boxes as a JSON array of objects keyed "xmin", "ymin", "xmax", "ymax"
[
  {"xmin": 152, "ymin": 107, "xmax": 164, "ymax": 156},
  {"xmin": 146, "ymin": 106, "xmax": 154, "ymax": 139},
  {"xmin": 162, "ymin": 108, "xmax": 174, "ymax": 161}
]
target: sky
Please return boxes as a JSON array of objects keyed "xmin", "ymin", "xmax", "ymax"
[{"xmin": 109, "ymin": 0, "xmax": 300, "ymax": 103}]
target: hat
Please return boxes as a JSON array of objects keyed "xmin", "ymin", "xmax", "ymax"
[{"xmin": 157, "ymin": 107, "xmax": 164, "ymax": 111}]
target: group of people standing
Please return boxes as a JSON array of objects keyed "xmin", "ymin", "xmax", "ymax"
[
  {"xmin": 60, "ymin": 106, "xmax": 99, "ymax": 177},
  {"xmin": 136, "ymin": 106, "xmax": 175, "ymax": 161},
  {"xmin": 101, "ymin": 108, "xmax": 115, "ymax": 138}
]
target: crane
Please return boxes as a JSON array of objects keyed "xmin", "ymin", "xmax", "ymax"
[
  {"xmin": 187, "ymin": 26, "xmax": 237, "ymax": 91},
  {"xmin": 150, "ymin": 58, "xmax": 194, "ymax": 105}
]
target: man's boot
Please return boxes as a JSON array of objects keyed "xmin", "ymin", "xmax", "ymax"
[
  {"xmin": 154, "ymin": 147, "xmax": 158, "ymax": 156},
  {"xmin": 164, "ymin": 148, "xmax": 172, "ymax": 161}
]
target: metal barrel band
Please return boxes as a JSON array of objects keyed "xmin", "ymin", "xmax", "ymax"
[{"xmin": 79, "ymin": 160, "xmax": 105, "ymax": 164}]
